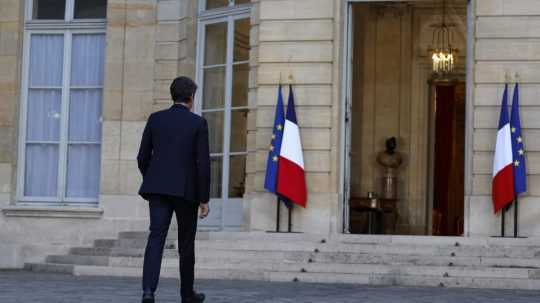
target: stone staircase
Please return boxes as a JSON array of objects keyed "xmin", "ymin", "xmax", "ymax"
[{"xmin": 24, "ymin": 231, "xmax": 540, "ymax": 290}]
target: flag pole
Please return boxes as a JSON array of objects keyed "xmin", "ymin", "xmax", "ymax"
[
  {"xmin": 514, "ymin": 197, "xmax": 518, "ymax": 238},
  {"xmin": 501, "ymin": 207, "xmax": 505, "ymax": 237},
  {"xmin": 288, "ymin": 205, "xmax": 292, "ymax": 232},
  {"xmin": 276, "ymin": 197, "xmax": 281, "ymax": 232}
]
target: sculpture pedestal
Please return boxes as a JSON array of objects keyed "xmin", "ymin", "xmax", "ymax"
[{"xmin": 381, "ymin": 175, "xmax": 398, "ymax": 200}]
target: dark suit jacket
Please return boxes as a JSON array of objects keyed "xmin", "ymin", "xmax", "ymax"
[{"xmin": 137, "ymin": 104, "xmax": 211, "ymax": 203}]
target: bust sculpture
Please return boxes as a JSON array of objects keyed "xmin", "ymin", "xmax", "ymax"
[{"xmin": 376, "ymin": 137, "xmax": 403, "ymax": 199}]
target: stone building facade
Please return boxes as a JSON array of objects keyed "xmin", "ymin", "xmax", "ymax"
[{"xmin": 1, "ymin": 0, "xmax": 540, "ymax": 269}]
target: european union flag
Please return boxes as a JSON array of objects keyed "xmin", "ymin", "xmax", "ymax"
[
  {"xmin": 510, "ymin": 83, "xmax": 527, "ymax": 195},
  {"xmin": 264, "ymin": 85, "xmax": 285, "ymax": 193}
]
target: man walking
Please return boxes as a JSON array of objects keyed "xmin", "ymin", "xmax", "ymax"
[{"xmin": 137, "ymin": 76, "xmax": 210, "ymax": 303}]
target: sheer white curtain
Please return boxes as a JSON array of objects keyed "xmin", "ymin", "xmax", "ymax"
[
  {"xmin": 66, "ymin": 34, "xmax": 105, "ymax": 199},
  {"xmin": 23, "ymin": 33, "xmax": 105, "ymax": 201},
  {"xmin": 24, "ymin": 34, "xmax": 63, "ymax": 197}
]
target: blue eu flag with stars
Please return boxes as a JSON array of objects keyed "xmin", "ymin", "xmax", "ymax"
[
  {"xmin": 510, "ymin": 83, "xmax": 527, "ymax": 195},
  {"xmin": 264, "ymin": 85, "xmax": 285, "ymax": 193}
]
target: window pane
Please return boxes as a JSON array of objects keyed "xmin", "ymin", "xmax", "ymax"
[
  {"xmin": 66, "ymin": 144, "xmax": 101, "ymax": 198},
  {"xmin": 229, "ymin": 155, "xmax": 246, "ymax": 198},
  {"xmin": 234, "ymin": 19, "xmax": 250, "ymax": 62},
  {"xmin": 210, "ymin": 157, "xmax": 223, "ymax": 198},
  {"xmin": 206, "ymin": 0, "xmax": 229, "ymax": 10},
  {"xmin": 202, "ymin": 111, "xmax": 224, "ymax": 154},
  {"xmin": 74, "ymin": 0, "xmax": 107, "ymax": 19},
  {"xmin": 202, "ymin": 67, "xmax": 225, "ymax": 109},
  {"xmin": 30, "ymin": 34, "xmax": 64, "ymax": 87},
  {"xmin": 230, "ymin": 109, "xmax": 247, "ymax": 152},
  {"xmin": 71, "ymin": 34, "xmax": 106, "ymax": 86},
  {"xmin": 32, "ymin": 0, "xmax": 65, "ymax": 20},
  {"xmin": 232, "ymin": 64, "xmax": 248, "ymax": 107},
  {"xmin": 27, "ymin": 89, "xmax": 62, "ymax": 142},
  {"xmin": 24, "ymin": 144, "xmax": 59, "ymax": 197},
  {"xmin": 69, "ymin": 89, "xmax": 102, "ymax": 142},
  {"xmin": 204, "ymin": 22, "xmax": 227, "ymax": 66}
]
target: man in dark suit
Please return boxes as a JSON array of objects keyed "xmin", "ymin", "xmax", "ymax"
[{"xmin": 137, "ymin": 76, "xmax": 210, "ymax": 303}]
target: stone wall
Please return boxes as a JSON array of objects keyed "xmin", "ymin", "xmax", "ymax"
[
  {"xmin": 246, "ymin": 0, "xmax": 339, "ymax": 234},
  {"xmin": 0, "ymin": 0, "xmax": 22, "ymax": 266},
  {"xmin": 0, "ymin": 0, "xmax": 163, "ymax": 268},
  {"xmin": 469, "ymin": 0, "xmax": 540, "ymax": 237}
]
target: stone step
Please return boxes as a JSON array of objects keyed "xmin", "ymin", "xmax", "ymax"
[
  {"xmin": 24, "ymin": 262, "xmax": 74, "ymax": 274},
  {"xmin": 117, "ymin": 231, "xmax": 177, "ymax": 240},
  {"xmin": 118, "ymin": 231, "xmax": 540, "ymax": 249},
  {"xmin": 337, "ymin": 234, "xmax": 540, "ymax": 247},
  {"xmin": 269, "ymin": 271, "xmax": 540, "ymax": 290},
  {"xmin": 93, "ymin": 238, "xmax": 178, "ymax": 249},
  {"xmin": 86, "ymin": 238, "xmax": 540, "ymax": 261},
  {"xmin": 65, "ymin": 243, "xmax": 540, "ymax": 267},
  {"xmin": 314, "ymin": 251, "xmax": 540, "ymax": 268},
  {"xmin": 197, "ymin": 231, "xmax": 326, "ymax": 242},
  {"xmin": 46, "ymin": 255, "xmax": 110, "ymax": 266},
  {"xmin": 42, "ymin": 251, "xmax": 540, "ymax": 280},
  {"xmin": 188, "ymin": 261, "xmax": 539, "ymax": 279},
  {"xmin": 193, "ymin": 239, "xmax": 540, "ymax": 259},
  {"xmin": 48, "ymin": 248, "xmax": 540, "ymax": 271},
  {"xmin": 69, "ymin": 247, "xmax": 177, "ymax": 258},
  {"xmin": 119, "ymin": 231, "xmax": 326, "ymax": 242},
  {"xmin": 93, "ymin": 239, "xmax": 117, "ymax": 248},
  {"xmin": 27, "ymin": 262, "xmax": 540, "ymax": 290}
]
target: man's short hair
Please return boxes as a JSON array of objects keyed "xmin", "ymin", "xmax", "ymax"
[{"xmin": 170, "ymin": 76, "xmax": 198, "ymax": 103}]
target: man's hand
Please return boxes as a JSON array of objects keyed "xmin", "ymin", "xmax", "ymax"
[{"xmin": 199, "ymin": 203, "xmax": 210, "ymax": 219}]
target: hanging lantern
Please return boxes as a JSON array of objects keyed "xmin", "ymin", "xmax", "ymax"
[{"xmin": 428, "ymin": 0, "xmax": 458, "ymax": 75}]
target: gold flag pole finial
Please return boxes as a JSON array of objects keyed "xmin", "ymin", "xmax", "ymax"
[{"xmin": 288, "ymin": 72, "xmax": 294, "ymax": 85}]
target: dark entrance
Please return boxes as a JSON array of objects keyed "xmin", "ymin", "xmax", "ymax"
[{"xmin": 431, "ymin": 82, "xmax": 465, "ymax": 236}]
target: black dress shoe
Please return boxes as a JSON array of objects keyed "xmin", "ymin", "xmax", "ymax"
[
  {"xmin": 142, "ymin": 292, "xmax": 155, "ymax": 303},
  {"xmin": 183, "ymin": 291, "xmax": 205, "ymax": 303}
]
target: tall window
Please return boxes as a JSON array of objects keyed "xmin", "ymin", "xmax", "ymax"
[
  {"xmin": 17, "ymin": 0, "xmax": 107, "ymax": 204},
  {"xmin": 197, "ymin": 1, "xmax": 250, "ymax": 228}
]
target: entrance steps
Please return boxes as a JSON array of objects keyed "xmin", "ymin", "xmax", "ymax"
[{"xmin": 24, "ymin": 232, "xmax": 540, "ymax": 290}]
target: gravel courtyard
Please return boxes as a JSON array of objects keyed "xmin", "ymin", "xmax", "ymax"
[{"xmin": 1, "ymin": 270, "xmax": 540, "ymax": 303}]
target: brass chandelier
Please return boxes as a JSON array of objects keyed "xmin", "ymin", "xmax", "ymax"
[{"xmin": 428, "ymin": 0, "xmax": 458, "ymax": 75}]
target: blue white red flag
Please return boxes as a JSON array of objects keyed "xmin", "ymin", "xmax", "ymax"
[
  {"xmin": 276, "ymin": 85, "xmax": 307, "ymax": 208},
  {"xmin": 492, "ymin": 84, "xmax": 515, "ymax": 213}
]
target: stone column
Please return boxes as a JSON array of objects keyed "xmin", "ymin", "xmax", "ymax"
[
  {"xmin": 245, "ymin": 0, "xmax": 337, "ymax": 234},
  {"xmin": 100, "ymin": 0, "xmax": 157, "ymax": 222},
  {"xmin": 0, "ymin": 0, "xmax": 21, "ymax": 208},
  {"xmin": 470, "ymin": 0, "xmax": 540, "ymax": 237}
]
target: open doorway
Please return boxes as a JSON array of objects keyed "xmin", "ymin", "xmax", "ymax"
[
  {"xmin": 429, "ymin": 81, "xmax": 465, "ymax": 236},
  {"xmin": 344, "ymin": 0, "xmax": 468, "ymax": 236}
]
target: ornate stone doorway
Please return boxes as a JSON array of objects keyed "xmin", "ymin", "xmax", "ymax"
[{"xmin": 342, "ymin": 0, "xmax": 470, "ymax": 235}]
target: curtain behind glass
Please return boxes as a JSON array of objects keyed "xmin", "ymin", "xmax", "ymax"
[
  {"xmin": 71, "ymin": 34, "xmax": 105, "ymax": 86},
  {"xmin": 24, "ymin": 34, "xmax": 64, "ymax": 198},
  {"xmin": 66, "ymin": 34, "xmax": 105, "ymax": 199},
  {"xmin": 29, "ymin": 34, "xmax": 63, "ymax": 86}
]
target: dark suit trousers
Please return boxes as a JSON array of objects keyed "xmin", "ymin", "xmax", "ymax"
[{"xmin": 142, "ymin": 195, "xmax": 199, "ymax": 299}]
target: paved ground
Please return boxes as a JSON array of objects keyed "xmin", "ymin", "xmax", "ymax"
[{"xmin": 1, "ymin": 270, "xmax": 540, "ymax": 303}]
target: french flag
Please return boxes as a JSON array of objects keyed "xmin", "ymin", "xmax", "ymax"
[
  {"xmin": 492, "ymin": 84, "xmax": 515, "ymax": 213},
  {"xmin": 277, "ymin": 85, "xmax": 307, "ymax": 208}
]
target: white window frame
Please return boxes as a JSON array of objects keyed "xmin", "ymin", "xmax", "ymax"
[
  {"xmin": 195, "ymin": 3, "xmax": 251, "ymax": 229},
  {"xmin": 197, "ymin": 0, "xmax": 251, "ymax": 15},
  {"xmin": 16, "ymin": 0, "xmax": 107, "ymax": 206}
]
